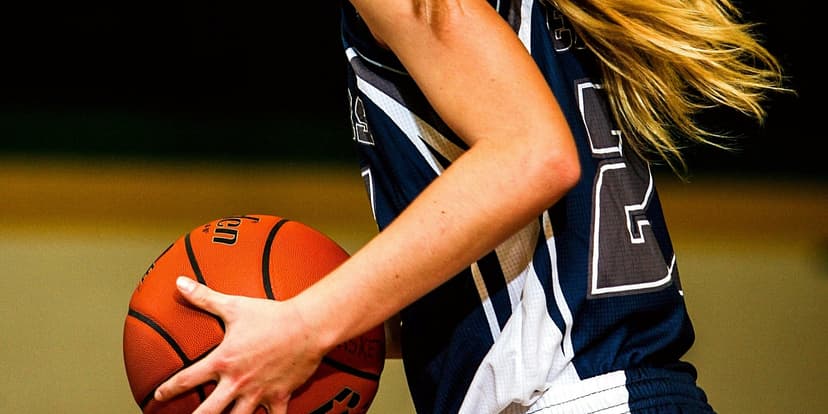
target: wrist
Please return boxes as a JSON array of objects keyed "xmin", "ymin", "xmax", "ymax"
[{"xmin": 289, "ymin": 287, "xmax": 347, "ymax": 357}]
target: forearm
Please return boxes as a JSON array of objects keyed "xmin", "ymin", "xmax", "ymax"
[{"xmin": 294, "ymin": 135, "xmax": 577, "ymax": 352}]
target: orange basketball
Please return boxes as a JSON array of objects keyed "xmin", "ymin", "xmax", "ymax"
[{"xmin": 122, "ymin": 214, "xmax": 385, "ymax": 413}]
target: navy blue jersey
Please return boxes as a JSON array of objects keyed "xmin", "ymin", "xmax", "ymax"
[{"xmin": 340, "ymin": 1, "xmax": 709, "ymax": 413}]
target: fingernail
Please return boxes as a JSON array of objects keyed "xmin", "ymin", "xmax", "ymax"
[
  {"xmin": 177, "ymin": 276, "xmax": 195, "ymax": 293},
  {"xmin": 154, "ymin": 388, "xmax": 163, "ymax": 400}
]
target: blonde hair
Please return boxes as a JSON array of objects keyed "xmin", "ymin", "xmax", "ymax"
[{"xmin": 552, "ymin": 0, "xmax": 790, "ymax": 174}]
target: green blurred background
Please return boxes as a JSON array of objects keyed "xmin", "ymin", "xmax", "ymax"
[{"xmin": 1, "ymin": 2, "xmax": 825, "ymax": 414}]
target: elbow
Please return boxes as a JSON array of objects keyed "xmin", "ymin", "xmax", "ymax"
[
  {"xmin": 531, "ymin": 136, "xmax": 581, "ymax": 204},
  {"xmin": 552, "ymin": 150, "xmax": 581, "ymax": 196},
  {"xmin": 557, "ymin": 148, "xmax": 581, "ymax": 193}
]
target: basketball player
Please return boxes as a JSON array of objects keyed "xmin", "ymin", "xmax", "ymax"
[{"xmin": 154, "ymin": 0, "xmax": 787, "ymax": 412}]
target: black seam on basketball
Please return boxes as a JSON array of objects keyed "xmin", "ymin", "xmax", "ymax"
[
  {"xmin": 321, "ymin": 357, "xmax": 381, "ymax": 382},
  {"xmin": 139, "ymin": 390, "xmax": 154, "ymax": 409},
  {"xmin": 128, "ymin": 309, "xmax": 193, "ymax": 408},
  {"xmin": 184, "ymin": 233, "xmax": 206, "ymax": 285},
  {"xmin": 262, "ymin": 218, "xmax": 290, "ymax": 300},
  {"xmin": 128, "ymin": 309, "xmax": 192, "ymax": 364},
  {"xmin": 136, "ymin": 344, "xmax": 219, "ymax": 409},
  {"xmin": 185, "ymin": 232, "xmax": 225, "ymax": 332}
]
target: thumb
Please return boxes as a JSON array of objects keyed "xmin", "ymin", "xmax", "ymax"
[{"xmin": 176, "ymin": 276, "xmax": 228, "ymax": 317}]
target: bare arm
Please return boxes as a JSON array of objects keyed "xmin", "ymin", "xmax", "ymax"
[
  {"xmin": 296, "ymin": 0, "xmax": 580, "ymax": 355},
  {"xmin": 155, "ymin": 1, "xmax": 579, "ymax": 412}
]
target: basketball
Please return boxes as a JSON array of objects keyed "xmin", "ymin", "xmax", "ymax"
[{"xmin": 122, "ymin": 214, "xmax": 385, "ymax": 413}]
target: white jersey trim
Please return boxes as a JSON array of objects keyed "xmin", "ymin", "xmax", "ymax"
[
  {"xmin": 459, "ymin": 260, "xmax": 565, "ymax": 414},
  {"xmin": 518, "ymin": 0, "xmax": 534, "ymax": 51},
  {"xmin": 543, "ymin": 212, "xmax": 580, "ymax": 388},
  {"xmin": 524, "ymin": 370, "xmax": 630, "ymax": 414},
  {"xmin": 349, "ymin": 47, "xmax": 465, "ymax": 173}
]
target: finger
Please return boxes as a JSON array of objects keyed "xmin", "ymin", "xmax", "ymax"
[
  {"xmin": 268, "ymin": 397, "xmax": 289, "ymax": 414},
  {"xmin": 176, "ymin": 276, "xmax": 230, "ymax": 317},
  {"xmin": 228, "ymin": 396, "xmax": 259, "ymax": 414},
  {"xmin": 192, "ymin": 380, "xmax": 237, "ymax": 414},
  {"xmin": 155, "ymin": 358, "xmax": 216, "ymax": 402}
]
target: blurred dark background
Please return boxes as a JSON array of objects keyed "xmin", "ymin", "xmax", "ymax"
[{"xmin": 0, "ymin": 2, "xmax": 815, "ymax": 177}]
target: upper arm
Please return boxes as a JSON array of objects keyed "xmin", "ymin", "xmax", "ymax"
[{"xmin": 347, "ymin": 0, "xmax": 577, "ymax": 167}]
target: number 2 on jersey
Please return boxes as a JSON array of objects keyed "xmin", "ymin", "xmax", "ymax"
[{"xmin": 576, "ymin": 81, "xmax": 677, "ymax": 298}]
